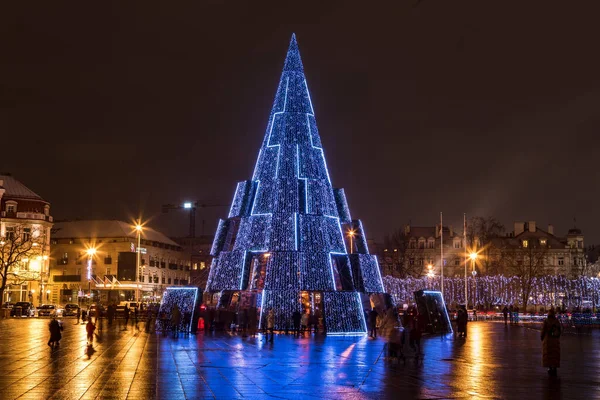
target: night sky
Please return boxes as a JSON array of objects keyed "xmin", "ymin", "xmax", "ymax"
[{"xmin": 2, "ymin": 2, "xmax": 599, "ymax": 244}]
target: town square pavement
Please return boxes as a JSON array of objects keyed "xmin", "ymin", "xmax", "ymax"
[{"xmin": 0, "ymin": 318, "xmax": 598, "ymax": 399}]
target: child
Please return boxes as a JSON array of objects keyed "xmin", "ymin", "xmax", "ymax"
[{"xmin": 86, "ymin": 320, "xmax": 96, "ymax": 344}]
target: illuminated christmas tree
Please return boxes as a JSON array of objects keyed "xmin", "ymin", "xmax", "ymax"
[{"xmin": 206, "ymin": 34, "xmax": 385, "ymax": 333}]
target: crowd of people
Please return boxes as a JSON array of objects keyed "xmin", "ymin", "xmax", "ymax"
[{"xmin": 44, "ymin": 296, "xmax": 564, "ymax": 377}]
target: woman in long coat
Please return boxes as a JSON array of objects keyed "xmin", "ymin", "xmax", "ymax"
[{"xmin": 541, "ymin": 308, "xmax": 561, "ymax": 376}]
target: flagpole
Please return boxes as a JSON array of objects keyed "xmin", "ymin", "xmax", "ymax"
[
  {"xmin": 440, "ymin": 211, "xmax": 444, "ymax": 296},
  {"xmin": 464, "ymin": 213, "xmax": 468, "ymax": 307}
]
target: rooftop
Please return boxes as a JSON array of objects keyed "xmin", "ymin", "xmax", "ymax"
[
  {"xmin": 0, "ymin": 175, "xmax": 46, "ymax": 202},
  {"xmin": 51, "ymin": 220, "xmax": 180, "ymax": 247}
]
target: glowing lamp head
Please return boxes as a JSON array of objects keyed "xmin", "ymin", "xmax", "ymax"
[
  {"xmin": 348, "ymin": 229, "xmax": 356, "ymax": 237},
  {"xmin": 470, "ymin": 252, "xmax": 478, "ymax": 260},
  {"xmin": 183, "ymin": 202, "xmax": 193, "ymax": 209},
  {"xmin": 264, "ymin": 253, "xmax": 271, "ymax": 258},
  {"xmin": 87, "ymin": 248, "xmax": 96, "ymax": 256},
  {"xmin": 135, "ymin": 224, "xmax": 143, "ymax": 232},
  {"xmin": 427, "ymin": 264, "xmax": 433, "ymax": 270}
]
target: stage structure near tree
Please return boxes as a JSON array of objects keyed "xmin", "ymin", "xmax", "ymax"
[{"xmin": 206, "ymin": 34, "xmax": 385, "ymax": 333}]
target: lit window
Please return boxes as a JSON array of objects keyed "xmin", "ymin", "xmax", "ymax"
[
  {"xmin": 540, "ymin": 238, "xmax": 547, "ymax": 246},
  {"xmin": 522, "ymin": 240, "xmax": 528, "ymax": 248},
  {"xmin": 193, "ymin": 263, "xmax": 198, "ymax": 270},
  {"xmin": 6, "ymin": 204, "xmax": 15, "ymax": 213},
  {"xmin": 200, "ymin": 262, "xmax": 206, "ymax": 270}
]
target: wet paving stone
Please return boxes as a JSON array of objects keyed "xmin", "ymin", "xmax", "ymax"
[{"xmin": 0, "ymin": 318, "xmax": 599, "ymax": 399}]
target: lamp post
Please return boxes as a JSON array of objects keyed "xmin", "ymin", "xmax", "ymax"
[
  {"xmin": 87, "ymin": 248, "xmax": 96, "ymax": 304},
  {"xmin": 469, "ymin": 252, "xmax": 477, "ymax": 309},
  {"xmin": 426, "ymin": 264, "xmax": 434, "ymax": 289},
  {"xmin": 135, "ymin": 222, "xmax": 143, "ymax": 303},
  {"xmin": 347, "ymin": 229, "xmax": 356, "ymax": 254}
]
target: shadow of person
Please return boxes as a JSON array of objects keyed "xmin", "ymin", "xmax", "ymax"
[
  {"xmin": 542, "ymin": 374, "xmax": 562, "ymax": 399},
  {"xmin": 85, "ymin": 344, "xmax": 96, "ymax": 360}
]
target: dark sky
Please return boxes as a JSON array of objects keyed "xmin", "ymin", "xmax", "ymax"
[{"xmin": 2, "ymin": 1, "xmax": 599, "ymax": 244}]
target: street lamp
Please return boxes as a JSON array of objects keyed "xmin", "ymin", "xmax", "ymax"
[
  {"xmin": 468, "ymin": 252, "xmax": 477, "ymax": 308},
  {"xmin": 426, "ymin": 264, "xmax": 435, "ymax": 288},
  {"xmin": 347, "ymin": 229, "xmax": 356, "ymax": 254},
  {"xmin": 135, "ymin": 222, "xmax": 143, "ymax": 303},
  {"xmin": 87, "ymin": 247, "xmax": 96, "ymax": 303}
]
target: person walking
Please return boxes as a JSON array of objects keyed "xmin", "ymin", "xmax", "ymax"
[
  {"xmin": 292, "ymin": 310, "xmax": 302, "ymax": 337},
  {"xmin": 86, "ymin": 319, "xmax": 96, "ymax": 344},
  {"xmin": 509, "ymin": 305, "xmax": 514, "ymax": 324},
  {"xmin": 541, "ymin": 308, "xmax": 561, "ymax": 376},
  {"xmin": 76, "ymin": 307, "xmax": 81, "ymax": 325},
  {"xmin": 300, "ymin": 310, "xmax": 309, "ymax": 336},
  {"xmin": 266, "ymin": 308, "xmax": 275, "ymax": 342},
  {"xmin": 457, "ymin": 305, "xmax": 468, "ymax": 338},
  {"xmin": 248, "ymin": 307, "xmax": 258, "ymax": 337},
  {"xmin": 123, "ymin": 306, "xmax": 129, "ymax": 330},
  {"xmin": 48, "ymin": 318, "xmax": 62, "ymax": 347},
  {"xmin": 171, "ymin": 304, "xmax": 181, "ymax": 335},
  {"xmin": 369, "ymin": 308, "xmax": 379, "ymax": 338},
  {"xmin": 502, "ymin": 306, "xmax": 509, "ymax": 325}
]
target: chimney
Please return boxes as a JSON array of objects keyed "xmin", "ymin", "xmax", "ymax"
[
  {"xmin": 404, "ymin": 225, "xmax": 410, "ymax": 235},
  {"xmin": 514, "ymin": 222, "xmax": 525, "ymax": 236},
  {"xmin": 449, "ymin": 225, "xmax": 454, "ymax": 237},
  {"xmin": 528, "ymin": 221, "xmax": 536, "ymax": 233},
  {"xmin": 548, "ymin": 224, "xmax": 554, "ymax": 235}
]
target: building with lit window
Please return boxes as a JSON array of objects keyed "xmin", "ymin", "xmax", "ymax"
[
  {"xmin": 0, "ymin": 174, "xmax": 53, "ymax": 306},
  {"xmin": 49, "ymin": 220, "xmax": 190, "ymax": 305},
  {"xmin": 376, "ymin": 220, "xmax": 586, "ymax": 278}
]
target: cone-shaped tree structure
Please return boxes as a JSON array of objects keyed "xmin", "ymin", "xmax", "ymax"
[{"xmin": 207, "ymin": 34, "xmax": 385, "ymax": 333}]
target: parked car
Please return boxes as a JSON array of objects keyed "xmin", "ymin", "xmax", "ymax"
[
  {"xmin": 88, "ymin": 304, "xmax": 106, "ymax": 318},
  {"xmin": 37, "ymin": 304, "xmax": 57, "ymax": 317},
  {"xmin": 10, "ymin": 302, "xmax": 34, "ymax": 317},
  {"xmin": 63, "ymin": 303, "xmax": 80, "ymax": 316}
]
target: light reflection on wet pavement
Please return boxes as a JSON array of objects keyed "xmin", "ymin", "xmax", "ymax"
[{"xmin": 0, "ymin": 318, "xmax": 598, "ymax": 399}]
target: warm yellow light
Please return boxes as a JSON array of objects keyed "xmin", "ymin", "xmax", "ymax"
[
  {"xmin": 264, "ymin": 253, "xmax": 271, "ymax": 258},
  {"xmin": 135, "ymin": 224, "xmax": 143, "ymax": 232},
  {"xmin": 427, "ymin": 264, "xmax": 433, "ymax": 270},
  {"xmin": 36, "ymin": 256, "xmax": 43, "ymax": 261},
  {"xmin": 470, "ymin": 252, "xmax": 478, "ymax": 260},
  {"xmin": 42, "ymin": 255, "xmax": 48, "ymax": 260},
  {"xmin": 31, "ymin": 289, "xmax": 35, "ymax": 293},
  {"xmin": 46, "ymin": 290, "xmax": 50, "ymax": 294},
  {"xmin": 348, "ymin": 230, "xmax": 356, "ymax": 237},
  {"xmin": 87, "ymin": 248, "xmax": 96, "ymax": 256}
]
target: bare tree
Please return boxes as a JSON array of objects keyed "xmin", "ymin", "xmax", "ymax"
[
  {"xmin": 0, "ymin": 224, "xmax": 45, "ymax": 307},
  {"xmin": 466, "ymin": 216, "xmax": 505, "ymax": 275},
  {"xmin": 382, "ymin": 230, "xmax": 424, "ymax": 278},
  {"xmin": 502, "ymin": 243, "xmax": 548, "ymax": 310}
]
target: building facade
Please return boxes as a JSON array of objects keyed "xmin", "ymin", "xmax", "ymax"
[
  {"xmin": 376, "ymin": 224, "xmax": 466, "ymax": 278},
  {"xmin": 377, "ymin": 220, "xmax": 586, "ymax": 279},
  {"xmin": 49, "ymin": 220, "xmax": 190, "ymax": 305},
  {"xmin": 0, "ymin": 174, "xmax": 53, "ymax": 307},
  {"xmin": 171, "ymin": 235, "xmax": 213, "ymax": 290}
]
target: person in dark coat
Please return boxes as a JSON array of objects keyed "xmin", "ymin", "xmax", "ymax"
[
  {"xmin": 48, "ymin": 318, "xmax": 62, "ymax": 347},
  {"xmin": 502, "ymin": 306, "xmax": 509, "ymax": 325},
  {"xmin": 509, "ymin": 304, "xmax": 514, "ymax": 324},
  {"xmin": 86, "ymin": 320, "xmax": 96, "ymax": 344},
  {"xmin": 541, "ymin": 308, "xmax": 561, "ymax": 376},
  {"xmin": 369, "ymin": 308, "xmax": 379, "ymax": 338},
  {"xmin": 292, "ymin": 310, "xmax": 302, "ymax": 337},
  {"xmin": 123, "ymin": 306, "xmax": 129, "ymax": 330},
  {"xmin": 248, "ymin": 307, "xmax": 258, "ymax": 337},
  {"xmin": 456, "ymin": 305, "xmax": 468, "ymax": 338}
]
